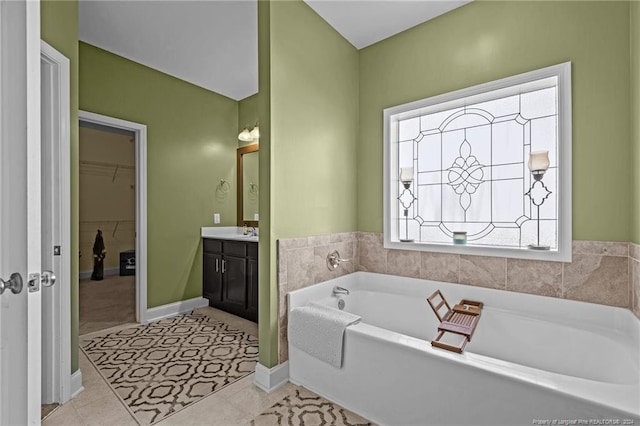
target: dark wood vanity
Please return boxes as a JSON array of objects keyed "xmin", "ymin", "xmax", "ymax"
[{"xmin": 203, "ymin": 237, "xmax": 258, "ymax": 323}]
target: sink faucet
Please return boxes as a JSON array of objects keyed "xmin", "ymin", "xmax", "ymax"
[
  {"xmin": 249, "ymin": 226, "xmax": 258, "ymax": 237},
  {"xmin": 332, "ymin": 286, "xmax": 350, "ymax": 296}
]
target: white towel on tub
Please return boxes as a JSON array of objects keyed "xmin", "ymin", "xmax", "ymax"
[{"xmin": 288, "ymin": 302, "xmax": 361, "ymax": 368}]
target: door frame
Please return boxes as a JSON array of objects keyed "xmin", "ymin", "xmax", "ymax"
[
  {"xmin": 41, "ymin": 40, "xmax": 72, "ymax": 404},
  {"xmin": 78, "ymin": 110, "xmax": 148, "ymax": 324}
]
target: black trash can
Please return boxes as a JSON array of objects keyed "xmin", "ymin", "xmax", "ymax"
[{"xmin": 119, "ymin": 250, "xmax": 136, "ymax": 276}]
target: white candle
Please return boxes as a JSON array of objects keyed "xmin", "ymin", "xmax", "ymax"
[
  {"xmin": 400, "ymin": 167, "xmax": 414, "ymax": 183},
  {"xmin": 528, "ymin": 151, "xmax": 550, "ymax": 172}
]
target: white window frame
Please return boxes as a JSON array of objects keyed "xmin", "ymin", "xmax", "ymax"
[{"xmin": 383, "ymin": 62, "xmax": 572, "ymax": 262}]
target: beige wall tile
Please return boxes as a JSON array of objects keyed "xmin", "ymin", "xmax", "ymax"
[
  {"xmin": 279, "ymin": 314, "xmax": 288, "ymax": 364},
  {"xmin": 459, "ymin": 255, "xmax": 506, "ymax": 289},
  {"xmin": 632, "ymin": 259, "xmax": 640, "ymax": 317},
  {"xmin": 277, "ymin": 237, "xmax": 307, "ymax": 251},
  {"xmin": 277, "ymin": 249, "xmax": 287, "ymax": 287},
  {"xmin": 279, "ymin": 287, "xmax": 288, "ymax": 319},
  {"xmin": 281, "ymin": 233, "xmax": 637, "ymax": 337},
  {"xmin": 506, "ymin": 259, "xmax": 562, "ymax": 297},
  {"xmin": 357, "ymin": 232, "xmax": 387, "ymax": 273},
  {"xmin": 420, "ymin": 252, "xmax": 458, "ymax": 283},
  {"xmin": 307, "ymin": 234, "xmax": 332, "ymax": 247},
  {"xmin": 387, "ymin": 249, "xmax": 421, "ymax": 278},
  {"xmin": 285, "ymin": 247, "xmax": 315, "ymax": 291},
  {"xmin": 563, "ymin": 255, "xmax": 629, "ymax": 307},
  {"xmin": 330, "ymin": 232, "xmax": 358, "ymax": 243},
  {"xmin": 572, "ymin": 240, "xmax": 628, "ymax": 257},
  {"xmin": 631, "ymin": 243, "xmax": 640, "ymax": 262}
]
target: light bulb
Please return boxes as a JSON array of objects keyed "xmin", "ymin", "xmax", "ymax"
[
  {"xmin": 238, "ymin": 127, "xmax": 252, "ymax": 142},
  {"xmin": 249, "ymin": 125, "xmax": 260, "ymax": 140}
]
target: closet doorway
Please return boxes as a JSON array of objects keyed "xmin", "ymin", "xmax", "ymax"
[{"xmin": 78, "ymin": 112, "xmax": 148, "ymax": 335}]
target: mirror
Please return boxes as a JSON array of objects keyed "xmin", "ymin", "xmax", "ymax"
[{"xmin": 237, "ymin": 144, "xmax": 259, "ymax": 227}]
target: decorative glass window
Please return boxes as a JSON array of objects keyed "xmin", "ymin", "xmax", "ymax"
[{"xmin": 384, "ymin": 63, "xmax": 572, "ymax": 261}]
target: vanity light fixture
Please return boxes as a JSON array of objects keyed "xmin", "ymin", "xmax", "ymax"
[
  {"xmin": 238, "ymin": 123, "xmax": 259, "ymax": 142},
  {"xmin": 525, "ymin": 150, "xmax": 552, "ymax": 250}
]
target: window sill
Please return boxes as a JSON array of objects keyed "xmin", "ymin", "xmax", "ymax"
[{"xmin": 383, "ymin": 238, "xmax": 571, "ymax": 262}]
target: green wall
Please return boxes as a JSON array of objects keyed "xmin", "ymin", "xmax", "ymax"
[
  {"xmin": 270, "ymin": 0, "xmax": 359, "ymax": 239},
  {"xmin": 256, "ymin": 0, "xmax": 360, "ymax": 368},
  {"xmin": 41, "ymin": 0, "xmax": 80, "ymax": 373},
  {"xmin": 632, "ymin": 2, "xmax": 640, "ymax": 244},
  {"xmin": 358, "ymin": 1, "xmax": 632, "ymax": 242},
  {"xmin": 79, "ymin": 42, "xmax": 238, "ymax": 308}
]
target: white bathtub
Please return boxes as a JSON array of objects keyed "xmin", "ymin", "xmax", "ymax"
[{"xmin": 288, "ymin": 272, "xmax": 640, "ymax": 425}]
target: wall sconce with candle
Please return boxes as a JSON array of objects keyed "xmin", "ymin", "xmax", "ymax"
[
  {"xmin": 525, "ymin": 150, "xmax": 552, "ymax": 250},
  {"xmin": 398, "ymin": 167, "xmax": 417, "ymax": 242}
]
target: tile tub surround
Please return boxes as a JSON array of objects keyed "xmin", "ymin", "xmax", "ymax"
[
  {"xmin": 632, "ymin": 243, "xmax": 640, "ymax": 319},
  {"xmin": 277, "ymin": 232, "xmax": 358, "ymax": 363},
  {"xmin": 357, "ymin": 233, "xmax": 630, "ymax": 309},
  {"xmin": 277, "ymin": 232, "xmax": 634, "ymax": 362}
]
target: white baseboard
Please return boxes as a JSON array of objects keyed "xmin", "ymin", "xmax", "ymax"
[
  {"xmin": 253, "ymin": 361, "xmax": 289, "ymax": 393},
  {"xmin": 70, "ymin": 369, "xmax": 84, "ymax": 399},
  {"xmin": 146, "ymin": 297, "xmax": 209, "ymax": 322},
  {"xmin": 79, "ymin": 267, "xmax": 119, "ymax": 280}
]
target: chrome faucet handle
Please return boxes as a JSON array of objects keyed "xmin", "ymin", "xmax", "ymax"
[{"xmin": 326, "ymin": 250, "xmax": 351, "ymax": 271}]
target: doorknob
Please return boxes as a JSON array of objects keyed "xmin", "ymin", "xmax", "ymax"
[
  {"xmin": 41, "ymin": 270, "xmax": 56, "ymax": 287},
  {"xmin": 0, "ymin": 273, "xmax": 24, "ymax": 295}
]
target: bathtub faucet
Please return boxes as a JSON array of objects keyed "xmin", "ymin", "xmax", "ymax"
[{"xmin": 332, "ymin": 286, "xmax": 350, "ymax": 296}]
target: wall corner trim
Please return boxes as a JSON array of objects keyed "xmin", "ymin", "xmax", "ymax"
[
  {"xmin": 253, "ymin": 361, "xmax": 289, "ymax": 393},
  {"xmin": 146, "ymin": 297, "xmax": 209, "ymax": 323},
  {"xmin": 70, "ymin": 370, "xmax": 84, "ymax": 399}
]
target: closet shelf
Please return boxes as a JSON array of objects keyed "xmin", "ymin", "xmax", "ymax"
[{"xmin": 80, "ymin": 160, "xmax": 135, "ymax": 182}]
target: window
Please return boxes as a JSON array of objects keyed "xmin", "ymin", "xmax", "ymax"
[{"xmin": 384, "ymin": 63, "xmax": 572, "ymax": 261}]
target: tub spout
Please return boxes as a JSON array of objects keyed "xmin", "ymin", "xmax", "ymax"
[{"xmin": 332, "ymin": 286, "xmax": 350, "ymax": 296}]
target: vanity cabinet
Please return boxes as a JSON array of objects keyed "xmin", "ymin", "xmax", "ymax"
[{"xmin": 203, "ymin": 238, "xmax": 258, "ymax": 322}]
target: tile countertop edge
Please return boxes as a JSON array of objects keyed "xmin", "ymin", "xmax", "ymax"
[{"xmin": 201, "ymin": 227, "xmax": 259, "ymax": 242}]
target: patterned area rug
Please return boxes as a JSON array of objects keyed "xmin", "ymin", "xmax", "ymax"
[
  {"xmin": 251, "ymin": 387, "xmax": 374, "ymax": 426},
  {"xmin": 81, "ymin": 313, "xmax": 258, "ymax": 425}
]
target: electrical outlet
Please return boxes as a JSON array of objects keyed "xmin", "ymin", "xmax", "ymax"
[{"xmin": 214, "ymin": 213, "xmax": 220, "ymax": 224}]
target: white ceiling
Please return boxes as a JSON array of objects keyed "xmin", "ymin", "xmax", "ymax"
[
  {"xmin": 79, "ymin": 0, "xmax": 258, "ymax": 101},
  {"xmin": 305, "ymin": 1, "xmax": 470, "ymax": 49},
  {"xmin": 78, "ymin": 0, "xmax": 470, "ymax": 101}
]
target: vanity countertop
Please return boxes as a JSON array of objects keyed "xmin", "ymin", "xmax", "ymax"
[{"xmin": 201, "ymin": 226, "xmax": 258, "ymax": 242}]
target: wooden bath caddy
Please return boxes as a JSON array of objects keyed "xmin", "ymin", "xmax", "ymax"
[{"xmin": 427, "ymin": 290, "xmax": 483, "ymax": 354}]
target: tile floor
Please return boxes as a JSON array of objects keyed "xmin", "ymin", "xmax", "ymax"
[{"xmin": 45, "ymin": 307, "xmax": 371, "ymax": 426}]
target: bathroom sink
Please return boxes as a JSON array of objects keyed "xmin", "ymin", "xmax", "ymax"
[{"xmin": 201, "ymin": 227, "xmax": 258, "ymax": 242}]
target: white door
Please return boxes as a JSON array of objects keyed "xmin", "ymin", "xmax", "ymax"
[{"xmin": 0, "ymin": 1, "xmax": 43, "ymax": 425}]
